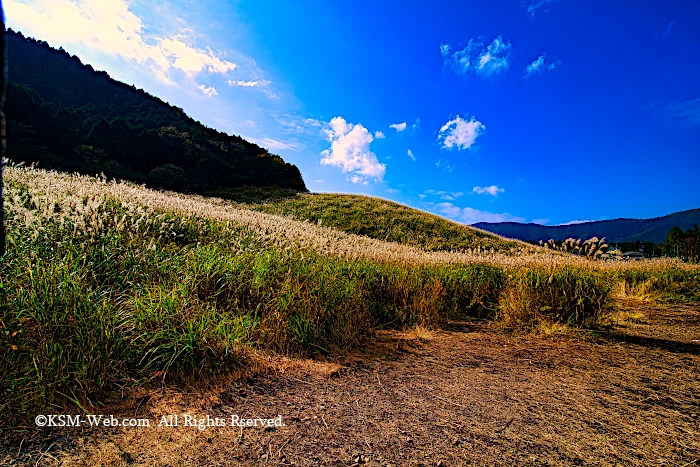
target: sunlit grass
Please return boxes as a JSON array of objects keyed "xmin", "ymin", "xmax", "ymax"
[{"xmin": 1, "ymin": 164, "xmax": 697, "ymax": 417}]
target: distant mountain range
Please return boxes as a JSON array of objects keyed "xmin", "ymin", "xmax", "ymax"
[{"xmin": 473, "ymin": 208, "xmax": 700, "ymax": 244}]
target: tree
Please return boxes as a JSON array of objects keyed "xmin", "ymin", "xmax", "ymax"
[
  {"xmin": 148, "ymin": 164, "xmax": 187, "ymax": 190},
  {"xmin": 664, "ymin": 226, "xmax": 686, "ymax": 257}
]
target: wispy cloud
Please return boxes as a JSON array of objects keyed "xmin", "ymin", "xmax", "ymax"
[
  {"xmin": 374, "ymin": 130, "xmax": 386, "ymax": 139},
  {"xmin": 558, "ymin": 219, "xmax": 596, "ymax": 226},
  {"xmin": 227, "ymin": 79, "xmax": 270, "ymax": 87},
  {"xmin": 532, "ymin": 218, "xmax": 550, "ymax": 225},
  {"xmin": 441, "ymin": 36, "xmax": 512, "ymax": 78},
  {"xmin": 524, "ymin": 55, "xmax": 546, "ymax": 76},
  {"xmin": 547, "ymin": 60, "xmax": 562, "ymax": 71},
  {"xmin": 273, "ymin": 114, "xmax": 324, "ymax": 135},
  {"xmin": 523, "ymin": 0, "xmax": 555, "ymax": 18},
  {"xmin": 432, "ymin": 202, "xmax": 525, "ymax": 224},
  {"xmin": 5, "ymin": 0, "xmax": 237, "ymax": 88},
  {"xmin": 661, "ymin": 20, "xmax": 676, "ymax": 39},
  {"xmin": 435, "ymin": 159, "xmax": 454, "ymax": 172},
  {"xmin": 246, "ymin": 136, "xmax": 299, "ymax": 151},
  {"xmin": 472, "ymin": 185, "xmax": 504, "ymax": 196},
  {"xmin": 348, "ymin": 175, "xmax": 369, "ymax": 185},
  {"xmin": 321, "ymin": 117, "xmax": 386, "ymax": 184},
  {"xmin": 524, "ymin": 54, "xmax": 561, "ymax": 77},
  {"xmin": 424, "ymin": 190, "xmax": 463, "ymax": 201},
  {"xmin": 649, "ymin": 97, "xmax": 700, "ymax": 128},
  {"xmin": 438, "ymin": 115, "xmax": 486, "ymax": 151},
  {"xmin": 407, "ymin": 149, "xmax": 416, "ymax": 161},
  {"xmin": 390, "ymin": 122, "xmax": 407, "ymax": 132}
]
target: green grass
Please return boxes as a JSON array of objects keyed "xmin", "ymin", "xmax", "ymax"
[
  {"xmin": 498, "ymin": 265, "xmax": 614, "ymax": 329},
  {"xmin": 0, "ymin": 188, "xmax": 508, "ymax": 416},
  {"xmin": 2, "ymin": 166, "xmax": 698, "ymax": 419},
  {"xmin": 249, "ymin": 192, "xmax": 531, "ymax": 254},
  {"xmin": 615, "ymin": 267, "xmax": 700, "ymax": 302}
]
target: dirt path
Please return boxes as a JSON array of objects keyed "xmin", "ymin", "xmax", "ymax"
[{"xmin": 2, "ymin": 300, "xmax": 699, "ymax": 466}]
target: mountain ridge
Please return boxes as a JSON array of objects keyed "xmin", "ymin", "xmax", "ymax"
[{"xmin": 473, "ymin": 208, "xmax": 700, "ymax": 244}]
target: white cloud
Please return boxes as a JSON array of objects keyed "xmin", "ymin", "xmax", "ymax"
[
  {"xmin": 198, "ymin": 84, "xmax": 218, "ymax": 97},
  {"xmin": 348, "ymin": 175, "xmax": 370, "ymax": 185},
  {"xmin": 390, "ymin": 122, "xmax": 407, "ymax": 132},
  {"xmin": 434, "ymin": 202, "xmax": 525, "ymax": 224},
  {"xmin": 314, "ymin": 179, "xmax": 324, "ymax": 183},
  {"xmin": 558, "ymin": 219, "xmax": 596, "ymax": 226},
  {"xmin": 407, "ymin": 149, "xmax": 416, "ymax": 161},
  {"xmin": 385, "ymin": 188, "xmax": 400, "ymax": 194},
  {"xmin": 374, "ymin": 130, "xmax": 386, "ymax": 139},
  {"xmin": 524, "ymin": 55, "xmax": 562, "ymax": 77},
  {"xmin": 321, "ymin": 117, "xmax": 386, "ymax": 183},
  {"xmin": 524, "ymin": 55, "xmax": 545, "ymax": 77},
  {"xmin": 441, "ymin": 36, "xmax": 512, "ymax": 78},
  {"xmin": 478, "ymin": 36, "xmax": 512, "ymax": 77},
  {"xmin": 438, "ymin": 115, "xmax": 486, "ymax": 151},
  {"xmin": 157, "ymin": 34, "xmax": 236, "ymax": 76},
  {"xmin": 227, "ymin": 79, "xmax": 270, "ymax": 87},
  {"xmin": 5, "ymin": 0, "xmax": 238, "ymax": 87},
  {"xmin": 472, "ymin": 185, "xmax": 504, "ymax": 196},
  {"xmin": 524, "ymin": 0, "xmax": 555, "ymax": 18},
  {"xmin": 532, "ymin": 218, "xmax": 550, "ymax": 225}
]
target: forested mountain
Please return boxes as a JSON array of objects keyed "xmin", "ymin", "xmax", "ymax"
[
  {"xmin": 4, "ymin": 29, "xmax": 307, "ymax": 194},
  {"xmin": 474, "ymin": 208, "xmax": 700, "ymax": 244}
]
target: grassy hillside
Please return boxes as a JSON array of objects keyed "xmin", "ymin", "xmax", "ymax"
[
  {"xmin": 2, "ymin": 166, "xmax": 698, "ymax": 419},
  {"xmin": 474, "ymin": 208, "xmax": 700, "ymax": 244},
  {"xmin": 250, "ymin": 193, "xmax": 533, "ymax": 254},
  {"xmin": 4, "ymin": 29, "xmax": 306, "ymax": 194}
]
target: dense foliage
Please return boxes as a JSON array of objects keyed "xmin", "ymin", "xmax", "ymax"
[
  {"xmin": 4, "ymin": 29, "xmax": 306, "ymax": 194},
  {"xmin": 664, "ymin": 225, "xmax": 700, "ymax": 262}
]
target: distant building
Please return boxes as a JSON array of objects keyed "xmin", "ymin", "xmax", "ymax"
[
  {"xmin": 605, "ymin": 249, "xmax": 623, "ymax": 260},
  {"xmin": 622, "ymin": 251, "xmax": 644, "ymax": 260}
]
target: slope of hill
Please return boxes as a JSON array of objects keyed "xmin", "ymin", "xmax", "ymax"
[
  {"xmin": 250, "ymin": 192, "xmax": 534, "ymax": 254},
  {"xmin": 4, "ymin": 29, "xmax": 306, "ymax": 194},
  {"xmin": 474, "ymin": 208, "xmax": 700, "ymax": 244}
]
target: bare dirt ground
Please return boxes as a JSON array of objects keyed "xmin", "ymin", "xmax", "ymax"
[{"xmin": 2, "ymin": 299, "xmax": 699, "ymax": 466}]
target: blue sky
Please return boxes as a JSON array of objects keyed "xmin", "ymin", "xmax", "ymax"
[{"xmin": 6, "ymin": 0, "xmax": 700, "ymax": 225}]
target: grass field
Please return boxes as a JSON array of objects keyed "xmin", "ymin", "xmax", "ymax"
[
  {"xmin": 1, "ymin": 165, "xmax": 698, "ymax": 419},
  {"xmin": 249, "ymin": 192, "xmax": 532, "ymax": 254}
]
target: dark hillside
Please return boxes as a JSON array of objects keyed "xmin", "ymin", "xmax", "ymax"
[{"xmin": 4, "ymin": 29, "xmax": 306, "ymax": 193}]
